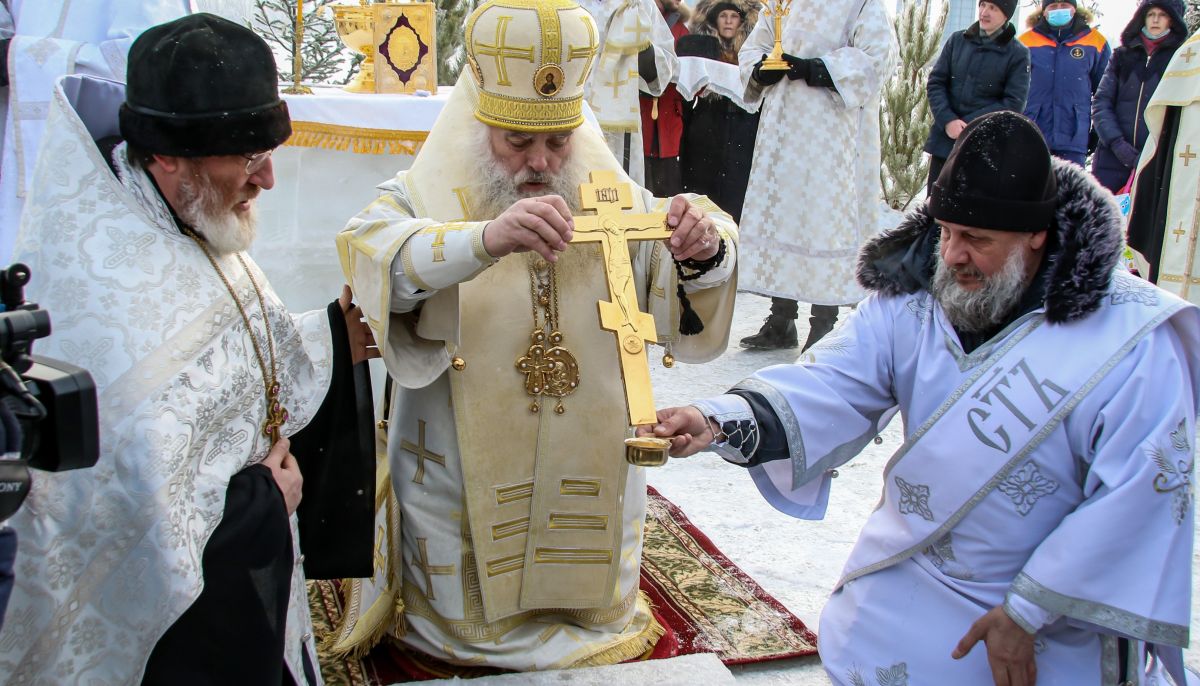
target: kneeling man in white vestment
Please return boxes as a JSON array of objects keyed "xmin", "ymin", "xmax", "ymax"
[
  {"xmin": 645, "ymin": 111, "xmax": 1200, "ymax": 685},
  {"xmin": 334, "ymin": 0, "xmax": 738, "ymax": 670},
  {"xmin": 0, "ymin": 14, "xmax": 378, "ymax": 684}
]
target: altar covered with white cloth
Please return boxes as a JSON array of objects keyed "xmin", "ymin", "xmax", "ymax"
[{"xmin": 251, "ymin": 86, "xmax": 451, "ymax": 311}]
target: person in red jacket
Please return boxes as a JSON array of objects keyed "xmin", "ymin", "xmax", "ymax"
[{"xmin": 640, "ymin": 0, "xmax": 690, "ymax": 196}]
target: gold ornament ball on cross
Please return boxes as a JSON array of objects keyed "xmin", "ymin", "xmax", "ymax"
[{"xmin": 759, "ymin": 0, "xmax": 793, "ymax": 71}]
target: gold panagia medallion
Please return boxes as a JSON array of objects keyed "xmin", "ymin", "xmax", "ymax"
[{"xmin": 516, "ymin": 330, "xmax": 580, "ymax": 414}]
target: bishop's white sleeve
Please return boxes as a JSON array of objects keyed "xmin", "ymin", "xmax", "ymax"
[
  {"xmin": 342, "ymin": 189, "xmax": 497, "ymax": 315},
  {"xmin": 388, "ymin": 219, "xmax": 497, "ymax": 313},
  {"xmin": 816, "ymin": 0, "xmax": 897, "ymax": 109},
  {"xmin": 1006, "ymin": 323, "xmax": 1197, "ymax": 651}
]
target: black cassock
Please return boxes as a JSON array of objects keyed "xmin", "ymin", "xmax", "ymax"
[
  {"xmin": 142, "ymin": 301, "xmax": 376, "ymax": 686},
  {"xmin": 1127, "ymin": 104, "xmax": 1183, "ymax": 284}
]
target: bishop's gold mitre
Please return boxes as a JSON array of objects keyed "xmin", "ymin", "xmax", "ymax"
[{"xmin": 464, "ymin": 0, "xmax": 599, "ymax": 133}]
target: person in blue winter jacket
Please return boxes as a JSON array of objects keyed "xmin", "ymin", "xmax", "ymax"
[
  {"xmin": 1018, "ymin": 0, "xmax": 1110, "ymax": 165},
  {"xmin": 1090, "ymin": 0, "xmax": 1189, "ymax": 193}
]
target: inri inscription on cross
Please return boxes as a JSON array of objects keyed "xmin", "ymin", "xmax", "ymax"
[{"xmin": 570, "ymin": 171, "xmax": 672, "ymax": 426}]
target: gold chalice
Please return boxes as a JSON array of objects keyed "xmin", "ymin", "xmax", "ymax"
[{"xmin": 332, "ymin": 1, "xmax": 377, "ymax": 93}]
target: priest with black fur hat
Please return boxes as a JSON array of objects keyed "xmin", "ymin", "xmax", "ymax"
[
  {"xmin": 643, "ymin": 111, "xmax": 1200, "ymax": 685},
  {"xmin": 0, "ymin": 13, "xmax": 378, "ymax": 684}
]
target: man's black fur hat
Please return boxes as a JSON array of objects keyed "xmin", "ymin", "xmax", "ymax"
[
  {"xmin": 930, "ymin": 112, "xmax": 1058, "ymax": 233},
  {"xmin": 119, "ymin": 13, "xmax": 291, "ymax": 157}
]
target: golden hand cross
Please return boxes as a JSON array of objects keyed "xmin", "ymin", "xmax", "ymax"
[{"xmin": 570, "ymin": 171, "xmax": 672, "ymax": 426}]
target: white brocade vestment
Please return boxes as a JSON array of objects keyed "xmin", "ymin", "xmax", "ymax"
[
  {"xmin": 0, "ymin": 75, "xmax": 332, "ymax": 684},
  {"xmin": 721, "ymin": 273, "xmax": 1200, "ymax": 684},
  {"xmin": 736, "ymin": 0, "xmax": 896, "ymax": 305},
  {"xmin": 579, "ymin": 0, "xmax": 679, "ymax": 186},
  {"xmin": 0, "ymin": 0, "xmax": 191, "ymax": 262},
  {"xmin": 331, "ymin": 75, "xmax": 738, "ymax": 670}
]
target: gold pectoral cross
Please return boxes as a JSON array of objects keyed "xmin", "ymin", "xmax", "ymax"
[{"xmin": 570, "ymin": 171, "xmax": 672, "ymax": 426}]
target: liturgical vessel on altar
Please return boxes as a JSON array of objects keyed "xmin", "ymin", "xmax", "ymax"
[{"xmin": 332, "ymin": 1, "xmax": 438, "ymax": 94}]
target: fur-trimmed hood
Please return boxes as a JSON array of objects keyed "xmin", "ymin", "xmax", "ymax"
[
  {"xmin": 856, "ymin": 159, "xmax": 1124, "ymax": 324},
  {"xmin": 1119, "ymin": 0, "xmax": 1187, "ymax": 48},
  {"xmin": 1025, "ymin": 5, "xmax": 1096, "ymax": 29},
  {"xmin": 688, "ymin": 0, "xmax": 758, "ymax": 54}
]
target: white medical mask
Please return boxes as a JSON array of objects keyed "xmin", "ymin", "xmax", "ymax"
[
  {"xmin": 1142, "ymin": 26, "xmax": 1170, "ymax": 39},
  {"xmin": 1046, "ymin": 8, "xmax": 1073, "ymax": 26}
]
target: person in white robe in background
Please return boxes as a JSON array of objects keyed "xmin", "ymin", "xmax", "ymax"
[
  {"xmin": 643, "ymin": 112, "xmax": 1200, "ymax": 686},
  {"xmin": 734, "ymin": 0, "xmax": 895, "ymax": 352},
  {"xmin": 579, "ymin": 0, "xmax": 679, "ymax": 185}
]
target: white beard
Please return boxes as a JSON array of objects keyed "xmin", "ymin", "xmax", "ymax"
[
  {"xmin": 931, "ymin": 241, "xmax": 1032, "ymax": 333},
  {"xmin": 470, "ymin": 125, "xmax": 590, "ymax": 220},
  {"xmin": 176, "ymin": 173, "xmax": 257, "ymax": 255}
]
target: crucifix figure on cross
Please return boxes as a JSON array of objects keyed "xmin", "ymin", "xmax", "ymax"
[{"xmin": 570, "ymin": 171, "xmax": 673, "ymax": 426}]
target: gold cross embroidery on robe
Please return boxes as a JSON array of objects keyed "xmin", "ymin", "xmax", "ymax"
[
  {"xmin": 414, "ymin": 537, "xmax": 454, "ymax": 600},
  {"xmin": 402, "ymin": 418, "xmax": 446, "ymax": 484},
  {"xmin": 569, "ymin": 170, "xmax": 672, "ymax": 425}
]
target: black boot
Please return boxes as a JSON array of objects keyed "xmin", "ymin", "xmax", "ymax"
[
  {"xmin": 740, "ymin": 315, "xmax": 799, "ymax": 349},
  {"xmin": 801, "ymin": 304, "xmax": 839, "ymax": 352}
]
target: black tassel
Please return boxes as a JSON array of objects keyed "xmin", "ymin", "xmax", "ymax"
[
  {"xmin": 672, "ymin": 238, "xmax": 725, "ymax": 336},
  {"xmin": 674, "ymin": 264, "xmax": 704, "ymax": 335}
]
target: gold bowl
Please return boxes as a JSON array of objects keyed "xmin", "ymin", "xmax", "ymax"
[
  {"xmin": 332, "ymin": 3, "xmax": 376, "ymax": 93},
  {"xmin": 624, "ymin": 437, "xmax": 670, "ymax": 467}
]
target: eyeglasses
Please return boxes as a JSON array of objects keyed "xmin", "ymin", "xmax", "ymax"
[{"xmin": 241, "ymin": 149, "xmax": 274, "ymax": 175}]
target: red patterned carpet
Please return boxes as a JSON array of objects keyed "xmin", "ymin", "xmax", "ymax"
[{"xmin": 309, "ymin": 486, "xmax": 817, "ymax": 684}]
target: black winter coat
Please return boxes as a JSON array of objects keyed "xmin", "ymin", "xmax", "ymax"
[
  {"xmin": 680, "ymin": 93, "xmax": 760, "ymax": 223},
  {"xmin": 924, "ymin": 22, "xmax": 1031, "ymax": 159},
  {"xmin": 1090, "ymin": 0, "xmax": 1187, "ymax": 192}
]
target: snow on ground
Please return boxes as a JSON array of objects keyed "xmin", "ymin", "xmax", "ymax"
[{"xmin": 645, "ymin": 290, "xmax": 1200, "ymax": 684}]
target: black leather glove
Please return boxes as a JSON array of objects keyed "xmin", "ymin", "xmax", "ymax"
[
  {"xmin": 784, "ymin": 54, "xmax": 810, "ymax": 81},
  {"xmin": 787, "ymin": 57, "xmax": 837, "ymax": 90},
  {"xmin": 751, "ymin": 55, "xmax": 787, "ymax": 86},
  {"xmin": 637, "ymin": 46, "xmax": 658, "ymax": 83},
  {"xmin": 805, "ymin": 58, "xmax": 836, "ymax": 89}
]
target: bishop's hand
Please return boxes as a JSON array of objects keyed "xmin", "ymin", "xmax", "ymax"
[
  {"xmin": 482, "ymin": 195, "xmax": 575, "ymax": 263},
  {"xmin": 665, "ymin": 195, "xmax": 719, "ymax": 262},
  {"xmin": 636, "ymin": 405, "xmax": 715, "ymax": 457}
]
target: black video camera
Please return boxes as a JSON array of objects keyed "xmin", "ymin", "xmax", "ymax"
[{"xmin": 0, "ymin": 264, "xmax": 100, "ymax": 521}]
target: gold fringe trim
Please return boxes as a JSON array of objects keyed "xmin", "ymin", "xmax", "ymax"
[
  {"xmin": 568, "ymin": 592, "xmax": 665, "ymax": 668},
  {"xmin": 323, "ymin": 584, "xmax": 407, "ymax": 660},
  {"xmin": 285, "ymin": 120, "xmax": 430, "ymax": 155}
]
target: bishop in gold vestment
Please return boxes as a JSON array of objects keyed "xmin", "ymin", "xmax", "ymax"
[{"xmin": 332, "ymin": 0, "xmax": 738, "ymax": 670}]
